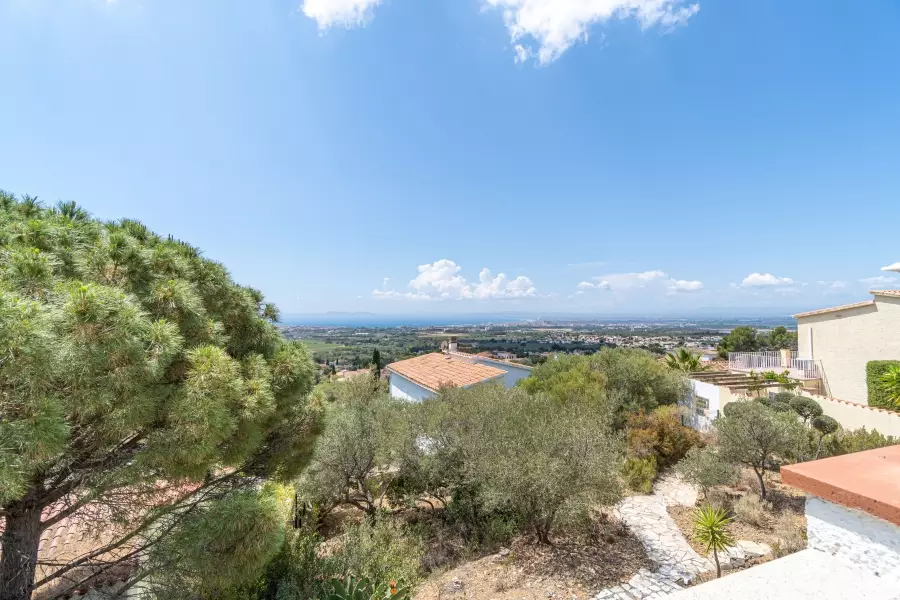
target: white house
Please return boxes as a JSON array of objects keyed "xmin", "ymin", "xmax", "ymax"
[
  {"xmin": 386, "ymin": 344, "xmax": 533, "ymax": 402},
  {"xmin": 794, "ymin": 289, "xmax": 900, "ymax": 405}
]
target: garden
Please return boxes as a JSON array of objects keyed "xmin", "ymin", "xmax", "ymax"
[{"xmin": 190, "ymin": 351, "xmax": 900, "ymax": 600}]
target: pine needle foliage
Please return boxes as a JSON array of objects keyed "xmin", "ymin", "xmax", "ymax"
[{"xmin": 0, "ymin": 190, "xmax": 319, "ymax": 599}]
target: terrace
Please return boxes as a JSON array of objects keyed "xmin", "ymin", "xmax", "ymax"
[{"xmin": 727, "ymin": 351, "xmax": 823, "ymax": 381}]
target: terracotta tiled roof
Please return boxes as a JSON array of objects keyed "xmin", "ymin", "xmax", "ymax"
[
  {"xmin": 387, "ymin": 353, "xmax": 505, "ymax": 391},
  {"xmin": 871, "ymin": 289, "xmax": 900, "ymax": 298},
  {"xmin": 793, "ymin": 300, "xmax": 875, "ymax": 319}
]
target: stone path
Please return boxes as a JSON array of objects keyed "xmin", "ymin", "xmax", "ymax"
[{"xmin": 591, "ymin": 475, "xmax": 713, "ymax": 600}]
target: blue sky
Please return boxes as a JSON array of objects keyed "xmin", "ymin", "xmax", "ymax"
[{"xmin": 2, "ymin": 0, "xmax": 899, "ymax": 316}]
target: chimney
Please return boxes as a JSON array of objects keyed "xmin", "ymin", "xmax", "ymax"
[
  {"xmin": 448, "ymin": 335, "xmax": 458, "ymax": 354},
  {"xmin": 780, "ymin": 348, "xmax": 792, "ymax": 366}
]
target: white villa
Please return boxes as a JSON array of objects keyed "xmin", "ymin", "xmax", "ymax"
[
  {"xmin": 385, "ymin": 338, "xmax": 532, "ymax": 402},
  {"xmin": 685, "ymin": 289, "xmax": 900, "ymax": 437}
]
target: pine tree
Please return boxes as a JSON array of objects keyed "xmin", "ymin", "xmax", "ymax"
[{"xmin": 0, "ymin": 191, "xmax": 319, "ymax": 600}]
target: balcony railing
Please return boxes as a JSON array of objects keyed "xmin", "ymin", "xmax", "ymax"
[{"xmin": 728, "ymin": 351, "xmax": 822, "ymax": 380}]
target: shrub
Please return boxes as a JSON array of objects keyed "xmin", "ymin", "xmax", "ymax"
[
  {"xmin": 318, "ymin": 575, "xmax": 412, "ymax": 600},
  {"xmin": 626, "ymin": 405, "xmax": 703, "ymax": 470},
  {"xmin": 676, "ymin": 446, "xmax": 738, "ymax": 496},
  {"xmin": 732, "ymin": 493, "xmax": 772, "ymax": 528},
  {"xmin": 521, "ymin": 349, "xmax": 689, "ymax": 426},
  {"xmin": 818, "ymin": 427, "xmax": 900, "ymax": 458},
  {"xmin": 770, "ymin": 401, "xmax": 793, "ymax": 413},
  {"xmin": 772, "ymin": 392, "xmax": 796, "ymax": 405},
  {"xmin": 330, "ymin": 520, "xmax": 425, "ymax": 589},
  {"xmin": 789, "ymin": 396, "xmax": 823, "ymax": 423},
  {"xmin": 811, "ymin": 415, "xmax": 840, "ymax": 459},
  {"xmin": 866, "ymin": 360, "xmax": 900, "ymax": 410},
  {"xmin": 432, "ymin": 384, "xmax": 623, "ymax": 545},
  {"xmin": 623, "ymin": 456, "xmax": 657, "ymax": 494},
  {"xmin": 771, "ymin": 513, "xmax": 806, "ymax": 558}
]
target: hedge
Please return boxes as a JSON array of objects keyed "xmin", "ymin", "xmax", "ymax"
[{"xmin": 866, "ymin": 360, "xmax": 900, "ymax": 410}]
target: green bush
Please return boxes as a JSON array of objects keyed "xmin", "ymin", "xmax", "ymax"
[
  {"xmin": 772, "ymin": 392, "xmax": 796, "ymax": 405},
  {"xmin": 626, "ymin": 405, "xmax": 704, "ymax": 470},
  {"xmin": 317, "ymin": 575, "xmax": 411, "ymax": 600},
  {"xmin": 866, "ymin": 360, "xmax": 900, "ymax": 410},
  {"xmin": 330, "ymin": 520, "xmax": 424, "ymax": 589},
  {"xmin": 623, "ymin": 456, "xmax": 657, "ymax": 494},
  {"xmin": 818, "ymin": 427, "xmax": 900, "ymax": 458},
  {"xmin": 789, "ymin": 396, "xmax": 823, "ymax": 423},
  {"xmin": 676, "ymin": 446, "xmax": 738, "ymax": 496}
]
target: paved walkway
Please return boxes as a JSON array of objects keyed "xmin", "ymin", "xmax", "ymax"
[{"xmin": 591, "ymin": 475, "xmax": 713, "ymax": 600}]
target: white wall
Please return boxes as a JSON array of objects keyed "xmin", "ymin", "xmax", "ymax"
[
  {"xmin": 389, "ymin": 373, "xmax": 434, "ymax": 403},
  {"xmin": 799, "ymin": 392, "xmax": 900, "ymax": 437},
  {"xmin": 686, "ymin": 379, "xmax": 722, "ymax": 430},
  {"xmin": 798, "ymin": 296, "xmax": 900, "ymax": 405}
]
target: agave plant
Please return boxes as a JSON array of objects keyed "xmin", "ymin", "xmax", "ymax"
[
  {"xmin": 317, "ymin": 575, "xmax": 411, "ymax": 600},
  {"xmin": 693, "ymin": 504, "xmax": 734, "ymax": 578}
]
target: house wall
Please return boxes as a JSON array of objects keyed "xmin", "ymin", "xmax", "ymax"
[
  {"xmin": 797, "ymin": 296, "xmax": 900, "ymax": 405},
  {"xmin": 798, "ymin": 392, "xmax": 900, "ymax": 437},
  {"xmin": 389, "ymin": 373, "xmax": 434, "ymax": 403},
  {"xmin": 687, "ymin": 379, "xmax": 721, "ymax": 430}
]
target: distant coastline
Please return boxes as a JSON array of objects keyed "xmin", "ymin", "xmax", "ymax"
[{"xmin": 279, "ymin": 311, "xmax": 800, "ymax": 328}]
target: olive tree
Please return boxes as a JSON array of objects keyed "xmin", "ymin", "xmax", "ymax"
[
  {"xmin": 520, "ymin": 348, "xmax": 688, "ymax": 427},
  {"xmin": 299, "ymin": 376, "xmax": 401, "ymax": 519},
  {"xmin": 716, "ymin": 402, "xmax": 805, "ymax": 499},
  {"xmin": 449, "ymin": 385, "xmax": 624, "ymax": 544},
  {"xmin": 676, "ymin": 446, "xmax": 739, "ymax": 497},
  {"xmin": 0, "ymin": 192, "xmax": 318, "ymax": 600}
]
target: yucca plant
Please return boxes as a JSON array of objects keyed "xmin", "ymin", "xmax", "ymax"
[
  {"xmin": 693, "ymin": 504, "xmax": 734, "ymax": 578},
  {"xmin": 317, "ymin": 575, "xmax": 411, "ymax": 600}
]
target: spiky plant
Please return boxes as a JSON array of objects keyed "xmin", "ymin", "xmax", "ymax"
[
  {"xmin": 693, "ymin": 504, "xmax": 734, "ymax": 578},
  {"xmin": 664, "ymin": 348, "xmax": 704, "ymax": 373},
  {"xmin": 319, "ymin": 575, "xmax": 411, "ymax": 600}
]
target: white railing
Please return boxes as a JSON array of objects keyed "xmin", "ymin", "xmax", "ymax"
[{"xmin": 728, "ymin": 351, "xmax": 822, "ymax": 380}]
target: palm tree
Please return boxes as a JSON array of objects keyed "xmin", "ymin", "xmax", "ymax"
[
  {"xmin": 879, "ymin": 365, "xmax": 900, "ymax": 411},
  {"xmin": 665, "ymin": 348, "xmax": 705, "ymax": 373},
  {"xmin": 693, "ymin": 504, "xmax": 734, "ymax": 578}
]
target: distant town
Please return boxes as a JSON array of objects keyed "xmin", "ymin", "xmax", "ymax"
[{"xmin": 279, "ymin": 317, "xmax": 795, "ymax": 373}]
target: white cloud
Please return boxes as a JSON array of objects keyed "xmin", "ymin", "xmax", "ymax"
[
  {"xmin": 592, "ymin": 270, "xmax": 667, "ymax": 290},
  {"xmin": 881, "ymin": 262, "xmax": 900, "ymax": 273},
  {"xmin": 860, "ymin": 275, "xmax": 899, "ymax": 287},
  {"xmin": 577, "ymin": 270, "xmax": 702, "ymax": 295},
  {"xmin": 302, "ymin": 0, "xmax": 382, "ymax": 29},
  {"xmin": 667, "ymin": 279, "xmax": 703, "ymax": 293},
  {"xmin": 816, "ymin": 280, "xmax": 847, "ymax": 290},
  {"xmin": 374, "ymin": 259, "xmax": 537, "ymax": 301},
  {"xmin": 485, "ymin": 0, "xmax": 700, "ymax": 64},
  {"xmin": 740, "ymin": 273, "xmax": 795, "ymax": 287}
]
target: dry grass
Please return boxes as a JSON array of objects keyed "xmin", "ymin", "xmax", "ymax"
[
  {"xmin": 668, "ymin": 469, "xmax": 807, "ymax": 570},
  {"xmin": 414, "ymin": 516, "xmax": 652, "ymax": 600},
  {"xmin": 733, "ymin": 494, "xmax": 773, "ymax": 528}
]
